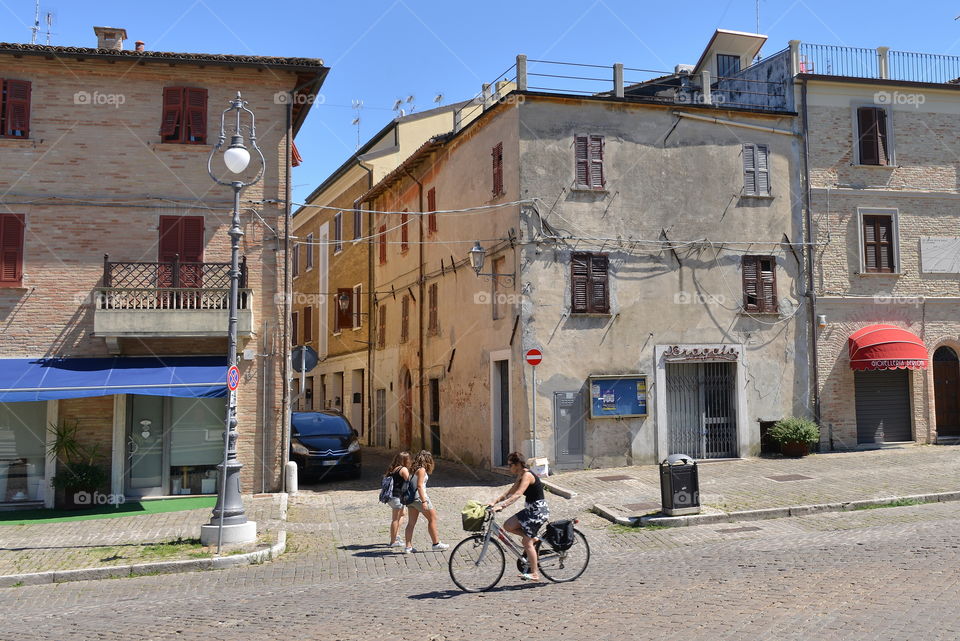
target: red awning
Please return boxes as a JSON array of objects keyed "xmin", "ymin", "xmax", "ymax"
[{"xmin": 848, "ymin": 324, "xmax": 928, "ymax": 371}]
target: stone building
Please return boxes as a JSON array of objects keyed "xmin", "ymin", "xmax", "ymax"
[{"xmin": 0, "ymin": 28, "xmax": 326, "ymax": 506}]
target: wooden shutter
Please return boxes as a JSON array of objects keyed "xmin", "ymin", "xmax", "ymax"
[
  {"xmin": 184, "ymin": 88, "xmax": 207, "ymax": 143},
  {"xmin": 742, "ymin": 255, "xmax": 759, "ymax": 311},
  {"xmin": 863, "ymin": 215, "xmax": 894, "ymax": 273},
  {"xmin": 756, "ymin": 144, "xmax": 770, "ymax": 195},
  {"xmin": 158, "ymin": 216, "xmax": 181, "ymax": 288},
  {"xmin": 759, "ymin": 256, "xmax": 777, "ymax": 312},
  {"xmin": 4, "ymin": 80, "xmax": 31, "ymax": 138},
  {"xmin": 590, "ymin": 254, "xmax": 609, "ymax": 313},
  {"xmin": 292, "ymin": 242, "xmax": 300, "ymax": 276},
  {"xmin": 353, "ymin": 207, "xmax": 362, "ymax": 240},
  {"xmin": 574, "ymin": 136, "xmax": 589, "ymax": 188},
  {"xmin": 571, "ymin": 253, "xmax": 589, "ymax": 313},
  {"xmin": 743, "ymin": 144, "xmax": 757, "ymax": 195},
  {"xmin": 400, "ymin": 212, "xmax": 408, "ymax": 251},
  {"xmin": 292, "ymin": 312, "xmax": 299, "ymax": 345},
  {"xmin": 0, "ymin": 214, "xmax": 24, "ymax": 285},
  {"xmin": 427, "ymin": 188, "xmax": 437, "ymax": 233},
  {"xmin": 589, "ymin": 135, "xmax": 605, "ymax": 189},
  {"xmin": 429, "ymin": 283, "xmax": 438, "ymax": 333},
  {"xmin": 492, "ymin": 143, "xmax": 503, "ymax": 195},
  {"xmin": 378, "ymin": 225, "xmax": 387, "ymax": 264},
  {"xmin": 875, "ymin": 109, "xmax": 888, "ymax": 165},
  {"xmin": 160, "ymin": 87, "xmax": 184, "ymax": 139},
  {"xmin": 180, "ymin": 217, "xmax": 205, "ymax": 262},
  {"xmin": 304, "ymin": 306, "xmax": 313, "ymax": 341},
  {"xmin": 378, "ymin": 304, "xmax": 386, "ymax": 348},
  {"xmin": 336, "ymin": 288, "xmax": 352, "ymax": 333},
  {"xmin": 400, "ymin": 295, "xmax": 409, "ymax": 342},
  {"xmin": 857, "ymin": 107, "xmax": 888, "ymax": 166}
]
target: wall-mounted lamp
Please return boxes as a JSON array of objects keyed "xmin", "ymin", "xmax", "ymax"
[
  {"xmin": 468, "ymin": 241, "xmax": 514, "ymax": 285},
  {"xmin": 817, "ymin": 314, "xmax": 827, "ymax": 328}
]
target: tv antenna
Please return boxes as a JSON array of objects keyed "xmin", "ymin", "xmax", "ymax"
[
  {"xmin": 405, "ymin": 94, "xmax": 416, "ymax": 113},
  {"xmin": 45, "ymin": 10, "xmax": 54, "ymax": 45},
  {"xmin": 351, "ymin": 99, "xmax": 363, "ymax": 150},
  {"xmin": 434, "ymin": 93, "xmax": 444, "ymax": 106},
  {"xmin": 30, "ymin": 0, "xmax": 40, "ymax": 43},
  {"xmin": 392, "ymin": 98, "xmax": 405, "ymax": 117}
]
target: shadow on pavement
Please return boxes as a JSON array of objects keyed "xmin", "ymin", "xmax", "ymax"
[{"xmin": 409, "ymin": 583, "xmax": 542, "ymax": 600}]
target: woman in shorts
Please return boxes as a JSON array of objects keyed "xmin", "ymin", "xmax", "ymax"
[
  {"xmin": 489, "ymin": 451, "xmax": 549, "ymax": 582},
  {"xmin": 383, "ymin": 451, "xmax": 411, "ymax": 547}
]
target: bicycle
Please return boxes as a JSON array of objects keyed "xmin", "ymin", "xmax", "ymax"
[{"xmin": 448, "ymin": 506, "xmax": 590, "ymax": 592}]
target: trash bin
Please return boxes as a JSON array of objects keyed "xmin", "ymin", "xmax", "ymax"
[{"xmin": 659, "ymin": 454, "xmax": 700, "ymax": 516}]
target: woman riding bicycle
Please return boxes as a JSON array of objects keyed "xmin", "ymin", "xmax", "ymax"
[{"xmin": 488, "ymin": 451, "xmax": 549, "ymax": 582}]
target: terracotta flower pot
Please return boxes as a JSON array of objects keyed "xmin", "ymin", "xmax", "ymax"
[{"xmin": 780, "ymin": 441, "xmax": 810, "ymax": 458}]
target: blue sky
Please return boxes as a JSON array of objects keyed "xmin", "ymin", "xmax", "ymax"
[{"xmin": 2, "ymin": 0, "xmax": 959, "ymax": 201}]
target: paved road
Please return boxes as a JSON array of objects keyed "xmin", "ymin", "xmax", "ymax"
[{"xmin": 3, "ymin": 454, "xmax": 960, "ymax": 640}]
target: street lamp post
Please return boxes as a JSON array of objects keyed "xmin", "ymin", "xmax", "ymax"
[{"xmin": 200, "ymin": 92, "xmax": 265, "ymax": 550}]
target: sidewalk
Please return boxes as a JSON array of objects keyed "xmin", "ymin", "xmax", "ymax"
[
  {"xmin": 0, "ymin": 494, "xmax": 286, "ymax": 585},
  {"xmin": 544, "ymin": 444, "xmax": 960, "ymax": 526}
]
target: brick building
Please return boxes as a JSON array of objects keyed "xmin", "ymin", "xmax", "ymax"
[{"xmin": 0, "ymin": 28, "xmax": 326, "ymax": 507}]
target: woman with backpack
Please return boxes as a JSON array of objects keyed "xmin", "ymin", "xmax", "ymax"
[
  {"xmin": 488, "ymin": 451, "xmax": 549, "ymax": 582},
  {"xmin": 382, "ymin": 451, "xmax": 412, "ymax": 548},
  {"xmin": 403, "ymin": 450, "xmax": 449, "ymax": 553}
]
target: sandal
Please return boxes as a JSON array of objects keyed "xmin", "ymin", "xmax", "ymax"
[{"xmin": 518, "ymin": 573, "xmax": 543, "ymax": 582}]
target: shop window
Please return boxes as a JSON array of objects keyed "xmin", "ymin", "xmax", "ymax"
[
  {"xmin": 169, "ymin": 397, "xmax": 225, "ymax": 495},
  {"xmin": 0, "ymin": 401, "xmax": 46, "ymax": 504}
]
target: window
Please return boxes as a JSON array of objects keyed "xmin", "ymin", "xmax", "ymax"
[
  {"xmin": 0, "ymin": 214, "xmax": 25, "ymax": 287},
  {"xmin": 0, "ymin": 79, "xmax": 31, "ymax": 138},
  {"xmin": 400, "ymin": 211, "xmax": 409, "ymax": 253},
  {"xmin": 303, "ymin": 306, "xmax": 313, "ymax": 342},
  {"xmin": 333, "ymin": 212, "xmax": 343, "ymax": 253},
  {"xmin": 377, "ymin": 304, "xmax": 386, "ymax": 349},
  {"xmin": 292, "ymin": 241, "xmax": 300, "ymax": 277},
  {"xmin": 571, "ymin": 253, "xmax": 609, "ymax": 314},
  {"xmin": 352, "ymin": 284, "xmax": 362, "ymax": 329},
  {"xmin": 856, "ymin": 106, "xmax": 891, "ymax": 166},
  {"xmin": 492, "ymin": 256, "xmax": 505, "ymax": 320},
  {"xmin": 861, "ymin": 213, "xmax": 896, "ymax": 273},
  {"xmin": 400, "ymin": 295, "xmax": 410, "ymax": 343},
  {"xmin": 378, "ymin": 224, "xmax": 387, "ymax": 264},
  {"xmin": 574, "ymin": 135, "xmax": 604, "ymax": 190},
  {"xmin": 428, "ymin": 283, "xmax": 439, "ymax": 335},
  {"xmin": 492, "ymin": 142, "xmax": 504, "ymax": 195},
  {"xmin": 160, "ymin": 87, "xmax": 207, "ymax": 144},
  {"xmin": 353, "ymin": 207, "xmax": 362, "ymax": 240},
  {"xmin": 0, "ymin": 402, "xmax": 46, "ymax": 504},
  {"xmin": 291, "ymin": 311, "xmax": 299, "ymax": 346},
  {"xmin": 427, "ymin": 188, "xmax": 437, "ymax": 234},
  {"xmin": 334, "ymin": 288, "xmax": 352, "ymax": 333},
  {"xmin": 742, "ymin": 255, "xmax": 778, "ymax": 313},
  {"xmin": 716, "ymin": 54, "xmax": 741, "ymax": 78},
  {"xmin": 305, "ymin": 233, "xmax": 314, "ymax": 270},
  {"xmin": 742, "ymin": 144, "xmax": 770, "ymax": 196}
]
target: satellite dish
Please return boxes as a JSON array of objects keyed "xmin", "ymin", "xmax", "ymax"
[{"xmin": 434, "ymin": 93, "xmax": 444, "ymax": 104}]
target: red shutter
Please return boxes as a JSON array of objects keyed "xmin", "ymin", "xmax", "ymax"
[
  {"xmin": 4, "ymin": 80, "xmax": 31, "ymax": 138},
  {"xmin": 742, "ymin": 256, "xmax": 759, "ymax": 310},
  {"xmin": 378, "ymin": 225, "xmax": 387, "ymax": 264},
  {"xmin": 571, "ymin": 253, "xmax": 589, "ymax": 313},
  {"xmin": 184, "ymin": 88, "xmax": 207, "ymax": 143},
  {"xmin": 759, "ymin": 257, "xmax": 777, "ymax": 312},
  {"xmin": 590, "ymin": 254, "xmax": 609, "ymax": 313},
  {"xmin": 589, "ymin": 135, "xmax": 605, "ymax": 189},
  {"xmin": 574, "ymin": 136, "xmax": 589, "ymax": 188},
  {"xmin": 492, "ymin": 142, "xmax": 503, "ymax": 195},
  {"xmin": 400, "ymin": 212, "xmax": 409, "ymax": 252},
  {"xmin": 0, "ymin": 214, "xmax": 25, "ymax": 285},
  {"xmin": 160, "ymin": 87, "xmax": 184, "ymax": 139},
  {"xmin": 303, "ymin": 306, "xmax": 313, "ymax": 342},
  {"xmin": 378, "ymin": 304, "xmax": 386, "ymax": 348},
  {"xmin": 179, "ymin": 216, "xmax": 205, "ymax": 288},
  {"xmin": 291, "ymin": 140, "xmax": 303, "ymax": 167},
  {"xmin": 427, "ymin": 188, "xmax": 437, "ymax": 233}
]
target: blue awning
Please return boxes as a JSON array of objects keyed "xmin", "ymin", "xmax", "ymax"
[{"xmin": 0, "ymin": 356, "xmax": 228, "ymax": 402}]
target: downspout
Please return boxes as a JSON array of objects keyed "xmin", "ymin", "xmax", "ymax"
[
  {"xmin": 357, "ymin": 160, "xmax": 374, "ymax": 446},
  {"xmin": 281, "ymin": 99, "xmax": 293, "ymax": 490},
  {"xmin": 403, "ymin": 167, "xmax": 427, "ymax": 450},
  {"xmin": 800, "ymin": 79, "xmax": 822, "ymax": 437}
]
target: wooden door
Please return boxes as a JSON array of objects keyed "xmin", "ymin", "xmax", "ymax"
[{"xmin": 934, "ymin": 347, "xmax": 960, "ymax": 437}]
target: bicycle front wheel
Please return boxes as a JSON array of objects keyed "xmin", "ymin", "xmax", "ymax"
[
  {"xmin": 448, "ymin": 534, "xmax": 505, "ymax": 592},
  {"xmin": 538, "ymin": 528, "xmax": 590, "ymax": 583}
]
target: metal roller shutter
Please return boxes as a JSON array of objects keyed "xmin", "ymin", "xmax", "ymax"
[{"xmin": 854, "ymin": 370, "xmax": 912, "ymax": 444}]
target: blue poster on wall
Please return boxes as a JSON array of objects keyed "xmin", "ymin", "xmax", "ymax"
[{"xmin": 589, "ymin": 375, "xmax": 648, "ymax": 419}]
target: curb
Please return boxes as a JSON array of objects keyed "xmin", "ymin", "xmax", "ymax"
[
  {"xmin": 593, "ymin": 490, "xmax": 960, "ymax": 529},
  {"xmin": 543, "ymin": 479, "xmax": 578, "ymax": 500},
  {"xmin": 0, "ymin": 493, "xmax": 289, "ymax": 588}
]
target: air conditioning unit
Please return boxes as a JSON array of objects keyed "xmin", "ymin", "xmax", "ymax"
[{"xmin": 675, "ymin": 64, "xmax": 695, "ymax": 75}]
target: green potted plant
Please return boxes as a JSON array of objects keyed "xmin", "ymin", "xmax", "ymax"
[
  {"xmin": 769, "ymin": 417, "xmax": 820, "ymax": 457},
  {"xmin": 48, "ymin": 419, "xmax": 108, "ymax": 509}
]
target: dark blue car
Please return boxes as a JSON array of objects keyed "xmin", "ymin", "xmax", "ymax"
[{"xmin": 290, "ymin": 411, "xmax": 362, "ymax": 481}]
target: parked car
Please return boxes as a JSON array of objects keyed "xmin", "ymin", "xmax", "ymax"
[{"xmin": 290, "ymin": 411, "xmax": 362, "ymax": 481}]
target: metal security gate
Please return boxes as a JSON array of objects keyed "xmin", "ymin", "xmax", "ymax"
[
  {"xmin": 666, "ymin": 362, "xmax": 737, "ymax": 458},
  {"xmin": 855, "ymin": 370, "xmax": 911, "ymax": 443},
  {"xmin": 553, "ymin": 391, "xmax": 585, "ymax": 469},
  {"xmin": 374, "ymin": 388, "xmax": 387, "ymax": 447}
]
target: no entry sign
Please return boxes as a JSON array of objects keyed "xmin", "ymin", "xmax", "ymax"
[
  {"xmin": 525, "ymin": 348, "xmax": 542, "ymax": 366},
  {"xmin": 227, "ymin": 365, "xmax": 240, "ymax": 391}
]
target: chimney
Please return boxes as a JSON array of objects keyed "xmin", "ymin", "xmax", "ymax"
[
  {"xmin": 93, "ymin": 26, "xmax": 128, "ymax": 50},
  {"xmin": 135, "ymin": 41, "xmax": 145, "ymax": 52}
]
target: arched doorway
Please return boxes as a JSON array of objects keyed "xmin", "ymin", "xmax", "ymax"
[
  {"xmin": 400, "ymin": 369, "xmax": 413, "ymax": 448},
  {"xmin": 934, "ymin": 346, "xmax": 960, "ymax": 438}
]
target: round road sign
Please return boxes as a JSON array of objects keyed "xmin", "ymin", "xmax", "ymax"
[
  {"xmin": 227, "ymin": 365, "xmax": 240, "ymax": 391},
  {"xmin": 525, "ymin": 348, "xmax": 542, "ymax": 366}
]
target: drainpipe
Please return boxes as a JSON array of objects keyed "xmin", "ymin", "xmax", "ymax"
[
  {"xmin": 800, "ymin": 79, "xmax": 822, "ymax": 437},
  {"xmin": 357, "ymin": 160, "xmax": 374, "ymax": 445},
  {"xmin": 403, "ymin": 167, "xmax": 427, "ymax": 450}
]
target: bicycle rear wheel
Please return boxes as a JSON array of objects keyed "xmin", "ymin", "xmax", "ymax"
[
  {"xmin": 538, "ymin": 528, "xmax": 590, "ymax": 583},
  {"xmin": 448, "ymin": 534, "xmax": 505, "ymax": 592}
]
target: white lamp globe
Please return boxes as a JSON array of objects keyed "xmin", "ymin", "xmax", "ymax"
[{"xmin": 224, "ymin": 145, "xmax": 251, "ymax": 174}]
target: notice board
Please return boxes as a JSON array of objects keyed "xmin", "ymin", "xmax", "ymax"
[{"xmin": 589, "ymin": 375, "xmax": 648, "ymax": 419}]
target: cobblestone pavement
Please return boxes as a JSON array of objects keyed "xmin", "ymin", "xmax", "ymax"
[
  {"xmin": 2, "ymin": 449, "xmax": 960, "ymax": 640},
  {"xmin": 550, "ymin": 444, "xmax": 960, "ymax": 518},
  {"xmin": 0, "ymin": 495, "xmax": 285, "ymax": 575}
]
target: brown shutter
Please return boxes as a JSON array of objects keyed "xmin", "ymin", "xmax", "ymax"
[
  {"xmin": 574, "ymin": 136, "xmax": 589, "ymax": 188},
  {"xmin": 571, "ymin": 253, "xmax": 589, "ymax": 313},
  {"xmin": 378, "ymin": 304, "xmax": 386, "ymax": 348},
  {"xmin": 180, "ymin": 217, "xmax": 205, "ymax": 262},
  {"xmin": 863, "ymin": 215, "xmax": 894, "ymax": 273},
  {"xmin": 429, "ymin": 283, "xmax": 438, "ymax": 333},
  {"xmin": 378, "ymin": 224, "xmax": 387, "ymax": 264},
  {"xmin": 590, "ymin": 254, "xmax": 609, "ymax": 313},
  {"xmin": 4, "ymin": 80, "xmax": 31, "ymax": 138},
  {"xmin": 400, "ymin": 295, "xmax": 409, "ymax": 342},
  {"xmin": 184, "ymin": 88, "xmax": 207, "ymax": 143},
  {"xmin": 292, "ymin": 312, "xmax": 299, "ymax": 345},
  {"xmin": 875, "ymin": 109, "xmax": 888, "ymax": 166},
  {"xmin": 0, "ymin": 214, "xmax": 24, "ymax": 284},
  {"xmin": 291, "ymin": 140, "xmax": 303, "ymax": 167},
  {"xmin": 589, "ymin": 135, "xmax": 605, "ymax": 189},
  {"xmin": 742, "ymin": 255, "xmax": 759, "ymax": 310},
  {"xmin": 759, "ymin": 256, "xmax": 777, "ymax": 312},
  {"xmin": 304, "ymin": 306, "xmax": 313, "ymax": 341},
  {"xmin": 427, "ymin": 188, "xmax": 437, "ymax": 233},
  {"xmin": 857, "ymin": 107, "xmax": 881, "ymax": 165},
  {"xmin": 492, "ymin": 142, "xmax": 503, "ymax": 195},
  {"xmin": 336, "ymin": 288, "xmax": 352, "ymax": 333},
  {"xmin": 158, "ymin": 216, "xmax": 181, "ymax": 287},
  {"xmin": 400, "ymin": 212, "xmax": 408, "ymax": 251},
  {"xmin": 160, "ymin": 87, "xmax": 184, "ymax": 139}
]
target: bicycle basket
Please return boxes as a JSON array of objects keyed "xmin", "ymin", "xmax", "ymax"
[
  {"xmin": 543, "ymin": 519, "xmax": 575, "ymax": 551},
  {"xmin": 461, "ymin": 500, "xmax": 487, "ymax": 532}
]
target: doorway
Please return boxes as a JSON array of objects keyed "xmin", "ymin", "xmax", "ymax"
[
  {"xmin": 934, "ymin": 347, "xmax": 960, "ymax": 438},
  {"xmin": 665, "ymin": 362, "xmax": 737, "ymax": 458},
  {"xmin": 493, "ymin": 359, "xmax": 510, "ymax": 466},
  {"xmin": 400, "ymin": 369, "xmax": 413, "ymax": 449}
]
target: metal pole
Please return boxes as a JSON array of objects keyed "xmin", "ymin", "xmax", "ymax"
[
  {"xmin": 300, "ymin": 348, "xmax": 306, "ymax": 407},
  {"xmin": 531, "ymin": 364, "xmax": 537, "ymax": 458}
]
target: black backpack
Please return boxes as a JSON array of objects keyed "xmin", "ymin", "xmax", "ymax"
[
  {"xmin": 399, "ymin": 477, "xmax": 417, "ymax": 505},
  {"xmin": 543, "ymin": 519, "xmax": 575, "ymax": 551}
]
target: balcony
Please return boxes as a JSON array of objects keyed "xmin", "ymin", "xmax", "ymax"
[
  {"xmin": 93, "ymin": 254, "xmax": 253, "ymax": 352},
  {"xmin": 797, "ymin": 42, "xmax": 960, "ymax": 85}
]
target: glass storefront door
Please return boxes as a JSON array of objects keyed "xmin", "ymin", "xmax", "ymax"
[
  {"xmin": 126, "ymin": 395, "xmax": 166, "ymax": 497},
  {"xmin": 0, "ymin": 401, "xmax": 48, "ymax": 505}
]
